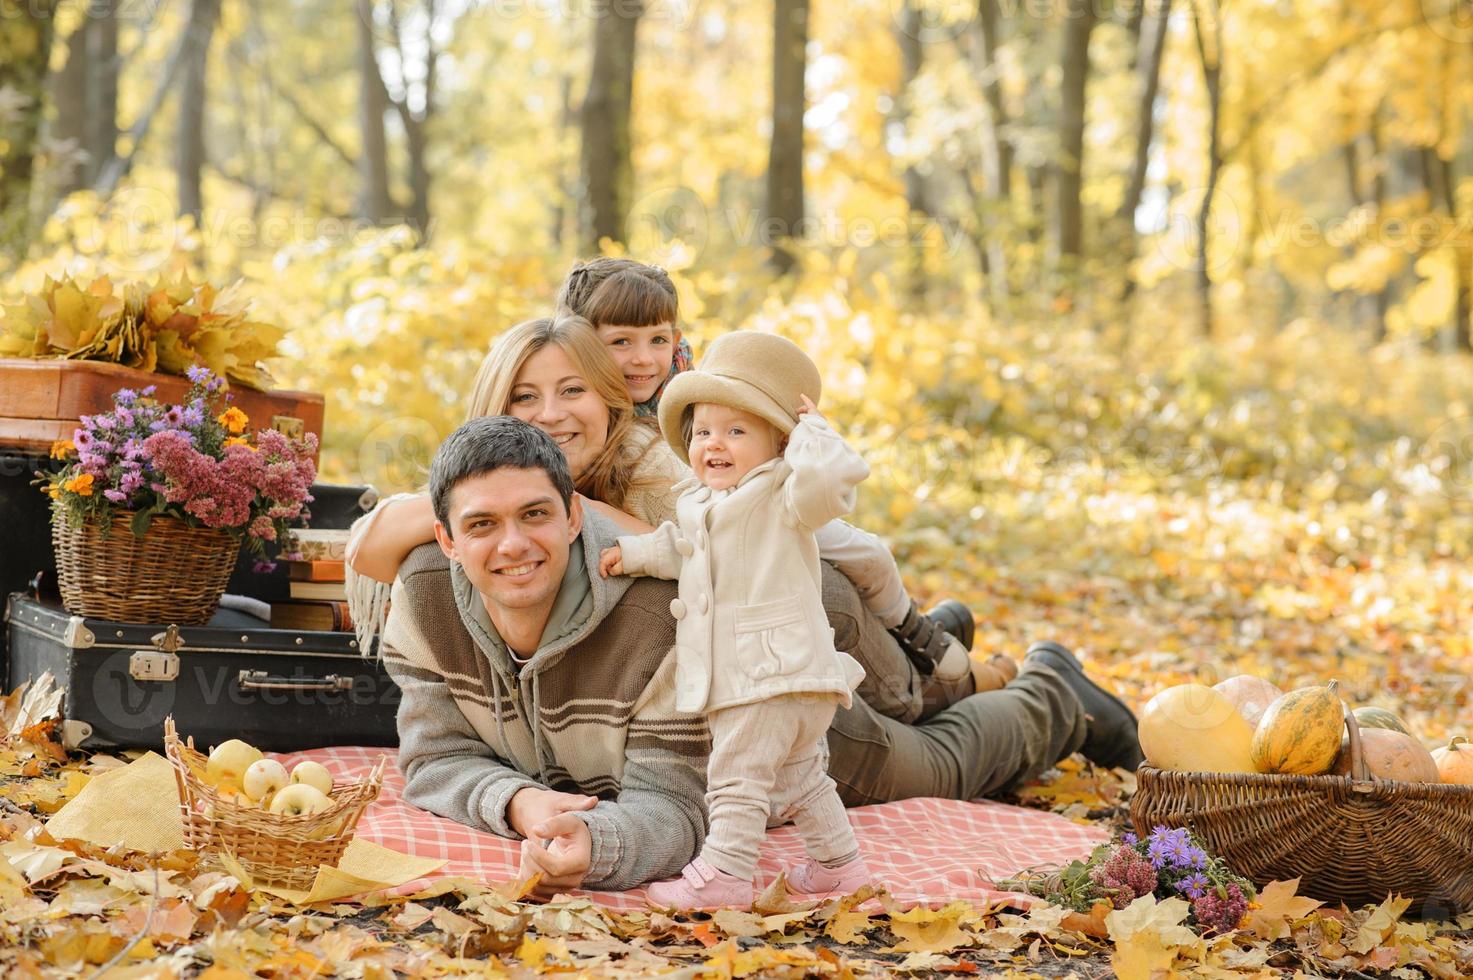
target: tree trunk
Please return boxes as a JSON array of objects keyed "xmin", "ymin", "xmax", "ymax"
[
  {"xmin": 580, "ymin": 0, "xmax": 642, "ymax": 253},
  {"xmin": 972, "ymin": 0, "xmax": 1012, "ymax": 305},
  {"xmin": 1053, "ymin": 0, "xmax": 1096, "ymax": 276},
  {"xmin": 1366, "ymin": 107, "xmax": 1391, "ymax": 343},
  {"xmin": 0, "ymin": 1, "xmax": 58, "ymax": 251},
  {"xmin": 86, "ymin": 0, "xmax": 119, "ymax": 186},
  {"xmin": 50, "ymin": 17, "xmax": 89, "ymax": 195},
  {"xmin": 356, "ymin": 0, "xmax": 393, "ymax": 223},
  {"xmin": 766, "ymin": 0, "xmax": 809, "ymax": 274},
  {"xmin": 1433, "ymin": 152, "xmax": 1472, "ymax": 353},
  {"xmin": 1193, "ymin": 0, "xmax": 1222, "ymax": 338},
  {"xmin": 1118, "ymin": 0, "xmax": 1171, "ymax": 301},
  {"xmin": 176, "ymin": 0, "xmax": 222, "ymax": 224},
  {"xmin": 895, "ymin": 1, "xmax": 929, "ymax": 302}
]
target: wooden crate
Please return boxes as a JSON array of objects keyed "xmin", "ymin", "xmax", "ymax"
[{"xmin": 0, "ymin": 359, "xmax": 324, "ymax": 459}]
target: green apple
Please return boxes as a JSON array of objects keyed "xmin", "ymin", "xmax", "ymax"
[
  {"xmin": 242, "ymin": 758, "xmax": 290, "ymax": 803},
  {"xmin": 205, "ymin": 739, "xmax": 263, "ymax": 787},
  {"xmin": 289, "ymin": 760, "xmax": 334, "ymax": 797},
  {"xmin": 267, "ymin": 783, "xmax": 332, "ymax": 817}
]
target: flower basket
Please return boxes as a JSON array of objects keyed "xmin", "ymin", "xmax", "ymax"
[
  {"xmin": 164, "ymin": 717, "xmax": 386, "ymax": 890},
  {"xmin": 52, "ymin": 509, "xmax": 241, "ymax": 624},
  {"xmin": 1131, "ymin": 705, "xmax": 1473, "ymax": 916},
  {"xmin": 39, "ymin": 366, "xmax": 318, "ymax": 618}
]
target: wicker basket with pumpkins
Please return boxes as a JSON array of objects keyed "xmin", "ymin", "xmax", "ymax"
[
  {"xmin": 164, "ymin": 717, "xmax": 386, "ymax": 889},
  {"xmin": 1130, "ymin": 675, "xmax": 1473, "ymax": 915}
]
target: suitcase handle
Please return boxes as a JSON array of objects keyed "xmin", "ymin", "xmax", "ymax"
[{"xmin": 237, "ymin": 669, "xmax": 353, "ymax": 692}]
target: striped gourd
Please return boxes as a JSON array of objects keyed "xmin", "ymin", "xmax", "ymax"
[{"xmin": 1251, "ymin": 680, "xmax": 1345, "ymax": 775}]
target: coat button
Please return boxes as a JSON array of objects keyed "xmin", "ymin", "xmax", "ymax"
[
  {"xmin": 697, "ymin": 594, "xmax": 710, "ymax": 614},
  {"xmin": 675, "ymin": 538, "xmax": 694, "ymax": 557},
  {"xmin": 670, "ymin": 598, "xmax": 687, "ymax": 619}
]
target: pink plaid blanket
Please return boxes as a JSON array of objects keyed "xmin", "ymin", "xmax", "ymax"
[{"xmin": 271, "ymin": 746, "xmax": 1107, "ymax": 909}]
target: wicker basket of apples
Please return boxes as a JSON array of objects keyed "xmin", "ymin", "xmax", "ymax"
[{"xmin": 163, "ymin": 716, "xmax": 387, "ymax": 889}]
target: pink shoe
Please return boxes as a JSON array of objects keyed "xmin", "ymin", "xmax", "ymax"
[
  {"xmin": 645, "ymin": 858, "xmax": 754, "ymax": 909},
  {"xmin": 786, "ymin": 855, "xmax": 872, "ymax": 895}
]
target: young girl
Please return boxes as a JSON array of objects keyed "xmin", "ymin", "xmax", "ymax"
[
  {"xmin": 555, "ymin": 258, "xmax": 692, "ymax": 417},
  {"xmin": 599, "ymin": 331, "xmax": 874, "ymax": 906}
]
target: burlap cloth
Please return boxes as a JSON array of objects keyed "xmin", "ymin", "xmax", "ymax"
[{"xmin": 45, "ymin": 752, "xmax": 444, "ymax": 904}]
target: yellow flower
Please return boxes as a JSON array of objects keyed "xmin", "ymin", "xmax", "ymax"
[
  {"xmin": 218, "ymin": 407, "xmax": 250, "ymax": 435},
  {"xmin": 224, "ymin": 436, "xmax": 254, "ymax": 449},
  {"xmin": 49, "ymin": 439, "xmax": 76, "ymax": 459},
  {"xmin": 45, "ymin": 484, "xmax": 61, "ymax": 499},
  {"xmin": 63, "ymin": 474, "xmax": 95, "ymax": 496}
]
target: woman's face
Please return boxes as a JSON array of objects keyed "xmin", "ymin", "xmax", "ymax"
[
  {"xmin": 507, "ymin": 344, "xmax": 611, "ymax": 479},
  {"xmin": 598, "ymin": 322, "xmax": 676, "ymax": 404}
]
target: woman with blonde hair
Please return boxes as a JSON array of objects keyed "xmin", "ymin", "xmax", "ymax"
[{"xmin": 345, "ymin": 313, "xmax": 685, "ymax": 645}]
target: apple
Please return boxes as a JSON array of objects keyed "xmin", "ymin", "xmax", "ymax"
[
  {"xmin": 242, "ymin": 759, "xmax": 290, "ymax": 803},
  {"xmin": 290, "ymin": 760, "xmax": 334, "ymax": 797},
  {"xmin": 206, "ymin": 739, "xmax": 263, "ymax": 787},
  {"xmin": 268, "ymin": 783, "xmax": 333, "ymax": 817}
]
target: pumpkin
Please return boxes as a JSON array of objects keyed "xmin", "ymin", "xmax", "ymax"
[
  {"xmin": 1251, "ymin": 680, "xmax": 1344, "ymax": 775},
  {"xmin": 1212, "ymin": 674, "xmax": 1283, "ymax": 728},
  {"xmin": 1332, "ymin": 728, "xmax": 1440, "ymax": 783},
  {"xmin": 1139, "ymin": 684, "xmax": 1257, "ymax": 773},
  {"xmin": 1351, "ymin": 705, "xmax": 1410, "ymax": 736},
  {"xmin": 1431, "ymin": 736, "xmax": 1473, "ymax": 785}
]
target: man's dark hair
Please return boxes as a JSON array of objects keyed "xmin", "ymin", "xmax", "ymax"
[{"xmin": 429, "ymin": 416, "xmax": 575, "ymax": 535}]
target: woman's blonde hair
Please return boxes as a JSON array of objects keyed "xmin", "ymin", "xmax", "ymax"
[{"xmin": 466, "ymin": 313, "xmax": 655, "ymax": 509}]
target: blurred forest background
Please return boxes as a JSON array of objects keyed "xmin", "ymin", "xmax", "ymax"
[{"xmin": 2, "ymin": 0, "xmax": 1471, "ymax": 728}]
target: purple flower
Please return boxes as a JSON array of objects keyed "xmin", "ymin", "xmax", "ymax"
[
  {"xmin": 1122, "ymin": 832, "xmax": 1139, "ymax": 847},
  {"xmin": 123, "ymin": 439, "xmax": 145, "ymax": 460},
  {"xmin": 252, "ymin": 559, "xmax": 278, "ymax": 575},
  {"xmin": 163, "ymin": 406, "xmax": 184, "ymax": 426},
  {"xmin": 120, "ymin": 472, "xmax": 144, "ymax": 494},
  {"xmin": 186, "ymin": 365, "xmax": 211, "ymax": 384},
  {"xmin": 1178, "ymin": 873, "xmax": 1210, "ymax": 900},
  {"xmin": 94, "ymin": 415, "xmax": 116, "ymax": 431},
  {"xmin": 104, "ymin": 489, "xmax": 128, "ymax": 504},
  {"xmin": 182, "ymin": 405, "xmax": 204, "ymax": 427},
  {"xmin": 141, "ymin": 385, "xmax": 157, "ymax": 397},
  {"xmin": 114, "ymin": 407, "xmax": 134, "ymax": 428},
  {"xmin": 74, "ymin": 430, "xmax": 94, "ymax": 448},
  {"xmin": 149, "ymin": 420, "xmax": 167, "ymax": 432},
  {"xmin": 115, "ymin": 389, "xmax": 138, "ymax": 405}
]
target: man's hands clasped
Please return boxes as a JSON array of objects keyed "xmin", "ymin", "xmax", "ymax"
[{"xmin": 508, "ymin": 786, "xmax": 597, "ymax": 897}]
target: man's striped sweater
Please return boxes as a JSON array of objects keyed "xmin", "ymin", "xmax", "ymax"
[{"xmin": 379, "ymin": 510, "xmax": 711, "ymax": 890}]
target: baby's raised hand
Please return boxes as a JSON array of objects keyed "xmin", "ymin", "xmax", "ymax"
[
  {"xmin": 797, "ymin": 393, "xmax": 821, "ymax": 419},
  {"xmin": 598, "ymin": 545, "xmax": 624, "ymax": 578}
]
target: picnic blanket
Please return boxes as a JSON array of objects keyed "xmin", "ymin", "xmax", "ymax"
[{"xmin": 270, "ymin": 746, "xmax": 1109, "ymax": 910}]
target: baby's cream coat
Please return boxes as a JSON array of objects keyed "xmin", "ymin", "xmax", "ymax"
[{"xmin": 616, "ymin": 414, "xmax": 868, "ymax": 713}]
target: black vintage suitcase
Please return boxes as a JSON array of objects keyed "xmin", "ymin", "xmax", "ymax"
[{"xmin": 4, "ymin": 592, "xmax": 399, "ymax": 753}]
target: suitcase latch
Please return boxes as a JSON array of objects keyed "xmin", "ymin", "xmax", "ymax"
[
  {"xmin": 271, "ymin": 415, "xmax": 305, "ymax": 439},
  {"xmin": 130, "ymin": 651, "xmax": 179, "ymax": 682},
  {"xmin": 131, "ymin": 625, "xmax": 183, "ymax": 682}
]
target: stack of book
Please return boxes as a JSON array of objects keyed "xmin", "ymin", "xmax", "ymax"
[{"xmin": 270, "ymin": 555, "xmax": 352, "ymax": 632}]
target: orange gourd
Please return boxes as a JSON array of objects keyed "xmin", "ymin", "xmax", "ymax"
[
  {"xmin": 1431, "ymin": 737, "xmax": 1473, "ymax": 785},
  {"xmin": 1333, "ymin": 728, "xmax": 1440, "ymax": 783}
]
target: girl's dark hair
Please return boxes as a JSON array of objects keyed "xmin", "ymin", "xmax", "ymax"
[{"xmin": 555, "ymin": 258, "xmax": 678, "ymax": 329}]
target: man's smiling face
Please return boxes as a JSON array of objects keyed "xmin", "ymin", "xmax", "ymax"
[{"xmin": 434, "ymin": 467, "xmax": 582, "ymax": 617}]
